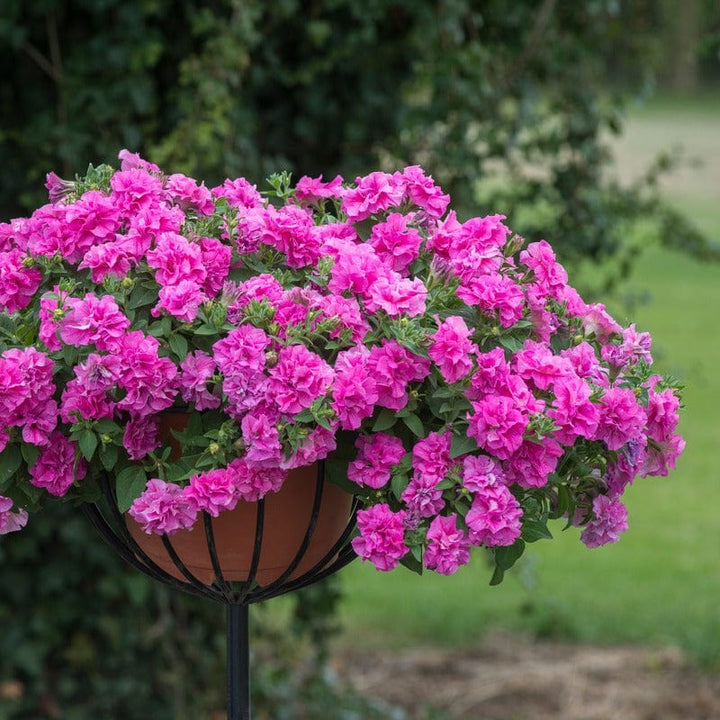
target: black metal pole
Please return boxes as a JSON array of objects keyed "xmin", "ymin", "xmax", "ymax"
[{"xmin": 227, "ymin": 603, "xmax": 250, "ymax": 720}]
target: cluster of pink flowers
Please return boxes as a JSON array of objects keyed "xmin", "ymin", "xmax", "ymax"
[{"xmin": 0, "ymin": 152, "xmax": 684, "ymax": 582}]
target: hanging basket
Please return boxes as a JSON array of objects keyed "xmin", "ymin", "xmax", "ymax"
[
  {"xmin": 84, "ymin": 459, "xmax": 358, "ymax": 605},
  {"xmin": 125, "ymin": 463, "xmax": 354, "ymax": 586}
]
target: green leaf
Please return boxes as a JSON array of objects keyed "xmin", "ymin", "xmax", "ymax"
[
  {"xmin": 0, "ymin": 445, "xmax": 22, "ymax": 489},
  {"xmin": 399, "ymin": 550, "xmax": 423, "ymax": 575},
  {"xmin": 372, "ymin": 408, "xmax": 397, "ymax": 432},
  {"xmin": 194, "ymin": 324, "xmax": 219, "ymax": 336},
  {"xmin": 450, "ymin": 433, "xmax": 477, "ymax": 458},
  {"xmin": 550, "ymin": 484, "xmax": 572, "ymax": 520},
  {"xmin": 127, "ymin": 284, "xmax": 159, "ymax": 310},
  {"xmin": 169, "ymin": 333, "xmax": 188, "ymax": 359},
  {"xmin": 115, "ymin": 466, "xmax": 148, "ymax": 513},
  {"xmin": 62, "ymin": 344, "xmax": 79, "ymax": 366},
  {"xmin": 401, "ymin": 412, "xmax": 425, "ymax": 438},
  {"xmin": 78, "ymin": 430, "xmax": 98, "ymax": 461},
  {"xmin": 498, "ymin": 335, "xmax": 524, "ymax": 352},
  {"xmin": 521, "ymin": 519, "xmax": 553, "ymax": 543},
  {"xmin": 489, "ymin": 539, "xmax": 526, "ymax": 585},
  {"xmin": 20, "ymin": 443, "xmax": 40, "ymax": 468},
  {"xmin": 489, "ymin": 563, "xmax": 505, "ymax": 586},
  {"xmin": 147, "ymin": 321, "xmax": 166, "ymax": 338},
  {"xmin": 294, "ymin": 409, "xmax": 314, "ymax": 423},
  {"xmin": 324, "ymin": 456, "xmax": 355, "ymax": 494},
  {"xmin": 99, "ymin": 444, "xmax": 118, "ymax": 472},
  {"xmin": 94, "ymin": 418, "xmax": 123, "ymax": 435},
  {"xmin": 390, "ymin": 472, "xmax": 409, "ymax": 500}
]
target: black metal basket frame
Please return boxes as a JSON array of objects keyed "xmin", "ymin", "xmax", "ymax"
[{"xmin": 83, "ymin": 459, "xmax": 359, "ymax": 720}]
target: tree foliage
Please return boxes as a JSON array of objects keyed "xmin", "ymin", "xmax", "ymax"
[{"xmin": 2, "ymin": 0, "xmax": 715, "ymax": 288}]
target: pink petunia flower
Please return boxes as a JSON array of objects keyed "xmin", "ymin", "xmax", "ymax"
[
  {"xmin": 0, "ymin": 347, "xmax": 58, "ymax": 445},
  {"xmin": 341, "ymin": 171, "xmax": 405, "ymax": 222},
  {"xmin": 281, "ymin": 425, "xmax": 338, "ymax": 470},
  {"xmin": 580, "ymin": 495, "xmax": 628, "ymax": 548},
  {"xmin": 412, "ymin": 432, "xmax": 453, "ymax": 484},
  {"xmin": 519, "ymin": 240, "xmax": 568, "ymax": 298},
  {"xmin": 110, "ymin": 168, "xmax": 164, "ymax": 215},
  {"xmin": 423, "ymin": 514, "xmax": 470, "ymax": 575},
  {"xmin": 267, "ymin": 344, "xmax": 334, "ymax": 416},
  {"xmin": 513, "ymin": 339, "xmax": 574, "ymax": 391},
  {"xmin": 467, "ymin": 395, "xmax": 527, "ymax": 460},
  {"xmin": 117, "ymin": 148, "xmax": 161, "ymax": 173},
  {"xmin": 78, "ymin": 241, "xmax": 134, "ymax": 283},
  {"xmin": 146, "ymin": 232, "xmax": 207, "ymax": 287},
  {"xmin": 211, "ymin": 177, "xmax": 263, "ymax": 209},
  {"xmin": 262, "ymin": 204, "xmax": 322, "ymax": 268},
  {"xmin": 461, "ymin": 454, "xmax": 507, "ymax": 491},
  {"xmin": 548, "ymin": 374, "xmax": 600, "ymax": 445},
  {"xmin": 364, "ymin": 273, "xmax": 427, "ymax": 318},
  {"xmin": 59, "ymin": 293, "xmax": 131, "ymax": 351},
  {"xmin": 0, "ymin": 249, "xmax": 43, "ymax": 313},
  {"xmin": 115, "ymin": 332, "xmax": 179, "ymax": 416},
  {"xmin": 60, "ymin": 353, "xmax": 120, "ymax": 422},
  {"xmin": 457, "ymin": 272, "xmax": 524, "ymax": 328},
  {"xmin": 348, "ymin": 433, "xmax": 406, "ymax": 489},
  {"xmin": 183, "ymin": 468, "xmax": 240, "ymax": 516},
  {"xmin": 429, "ymin": 315, "xmax": 475, "ymax": 384},
  {"xmin": 0, "ymin": 496, "xmax": 28, "ymax": 535},
  {"xmin": 152, "ymin": 280, "xmax": 206, "ymax": 323},
  {"xmin": 229, "ymin": 457, "xmax": 287, "ymax": 502},
  {"xmin": 293, "ymin": 174, "xmax": 344, "ymax": 203},
  {"xmin": 596, "ymin": 387, "xmax": 647, "ymax": 451},
  {"xmin": 331, "ymin": 347, "xmax": 379, "ymax": 430},
  {"xmin": 402, "ymin": 165, "xmax": 450, "ymax": 218},
  {"xmin": 165, "ymin": 173, "xmax": 215, "ymax": 215},
  {"xmin": 29, "ymin": 432, "xmax": 86, "ymax": 497},
  {"xmin": 368, "ymin": 212, "xmax": 423, "ymax": 274},
  {"xmin": 179, "ymin": 350, "xmax": 220, "ymax": 411},
  {"xmin": 351, "ymin": 503, "xmax": 408, "ymax": 571},
  {"xmin": 367, "ymin": 339, "xmax": 431, "ymax": 412},
  {"xmin": 401, "ymin": 474, "xmax": 445, "ymax": 519},
  {"xmin": 128, "ymin": 478, "xmax": 198, "ymax": 535},
  {"xmin": 122, "ymin": 414, "xmax": 161, "ymax": 461},
  {"xmin": 328, "ymin": 240, "xmax": 384, "ymax": 296},
  {"xmin": 504, "ymin": 438, "xmax": 564, "ymax": 489},
  {"xmin": 38, "ymin": 287, "xmax": 70, "ymax": 351},
  {"xmin": 199, "ymin": 236, "xmax": 232, "ymax": 296},
  {"xmin": 465, "ymin": 482, "xmax": 523, "ymax": 547},
  {"xmin": 240, "ymin": 406, "xmax": 284, "ymax": 467}
]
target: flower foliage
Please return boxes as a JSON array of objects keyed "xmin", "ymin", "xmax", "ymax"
[{"xmin": 0, "ymin": 152, "xmax": 684, "ymax": 583}]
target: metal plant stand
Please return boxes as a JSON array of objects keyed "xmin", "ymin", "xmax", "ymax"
[{"xmin": 83, "ymin": 460, "xmax": 358, "ymax": 720}]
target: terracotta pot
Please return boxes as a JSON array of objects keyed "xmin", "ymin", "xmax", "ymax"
[
  {"xmin": 126, "ymin": 465, "xmax": 352, "ymax": 586},
  {"xmin": 125, "ymin": 413, "xmax": 354, "ymax": 586}
]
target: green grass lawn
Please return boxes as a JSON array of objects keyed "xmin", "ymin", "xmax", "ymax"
[{"xmin": 337, "ymin": 95, "xmax": 720, "ymax": 664}]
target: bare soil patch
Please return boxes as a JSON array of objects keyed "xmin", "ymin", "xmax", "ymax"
[{"xmin": 336, "ymin": 634, "xmax": 720, "ymax": 719}]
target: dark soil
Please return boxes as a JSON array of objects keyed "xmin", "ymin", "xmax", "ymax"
[{"xmin": 335, "ymin": 634, "xmax": 720, "ymax": 719}]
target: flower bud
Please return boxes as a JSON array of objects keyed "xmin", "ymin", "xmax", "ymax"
[
  {"xmin": 264, "ymin": 349, "xmax": 278, "ymax": 367},
  {"xmin": 505, "ymin": 233, "xmax": 525, "ymax": 256}
]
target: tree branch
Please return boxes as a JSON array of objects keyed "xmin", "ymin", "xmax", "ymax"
[
  {"xmin": 507, "ymin": 0, "xmax": 558, "ymax": 84},
  {"xmin": 21, "ymin": 39, "xmax": 61, "ymax": 82}
]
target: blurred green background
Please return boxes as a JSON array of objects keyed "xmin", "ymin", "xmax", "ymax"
[{"xmin": 0, "ymin": 1, "xmax": 718, "ymax": 718}]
